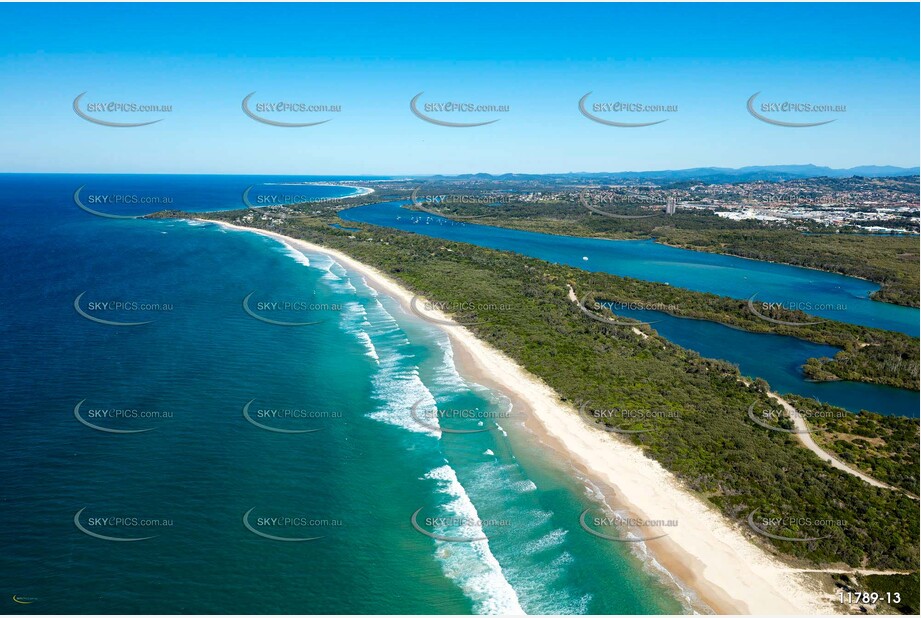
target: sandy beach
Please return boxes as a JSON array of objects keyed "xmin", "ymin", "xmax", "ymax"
[
  {"xmin": 202, "ymin": 219, "xmax": 833, "ymax": 615},
  {"xmin": 342, "ymin": 185, "xmax": 375, "ymax": 197},
  {"xmin": 293, "ymin": 182, "xmax": 376, "ymax": 198}
]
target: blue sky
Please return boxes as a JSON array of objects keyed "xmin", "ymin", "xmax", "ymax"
[{"xmin": 0, "ymin": 2, "xmax": 918, "ymax": 174}]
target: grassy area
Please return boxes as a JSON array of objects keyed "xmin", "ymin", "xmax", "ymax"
[{"xmin": 160, "ymin": 204, "xmax": 920, "ymax": 573}]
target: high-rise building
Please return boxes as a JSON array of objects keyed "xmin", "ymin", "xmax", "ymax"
[{"xmin": 665, "ymin": 196, "xmax": 677, "ymax": 215}]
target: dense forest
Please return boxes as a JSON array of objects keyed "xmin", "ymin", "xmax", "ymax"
[{"xmin": 157, "ymin": 204, "xmax": 920, "ymax": 575}]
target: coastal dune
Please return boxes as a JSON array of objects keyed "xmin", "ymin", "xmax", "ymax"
[{"xmin": 203, "ymin": 219, "xmax": 832, "ymax": 615}]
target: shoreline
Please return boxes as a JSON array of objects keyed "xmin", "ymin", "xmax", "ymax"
[
  {"xmin": 345, "ymin": 185, "xmax": 375, "ymax": 197},
  {"xmin": 266, "ymin": 182, "xmax": 376, "ymax": 198},
  {"xmin": 197, "ymin": 218, "xmax": 833, "ymax": 615},
  {"xmin": 438, "ymin": 214, "xmax": 916, "ymax": 310},
  {"xmin": 289, "ymin": 182, "xmax": 374, "ymax": 200}
]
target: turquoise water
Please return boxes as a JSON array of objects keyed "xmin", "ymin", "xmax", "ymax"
[
  {"xmin": 1, "ymin": 175, "xmax": 687, "ymax": 614},
  {"xmin": 608, "ymin": 307, "xmax": 919, "ymax": 418},
  {"xmin": 338, "ymin": 200, "xmax": 918, "ymax": 419},
  {"xmin": 339, "ymin": 201, "xmax": 920, "ymax": 337}
]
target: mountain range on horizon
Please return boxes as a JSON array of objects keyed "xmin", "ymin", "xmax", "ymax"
[{"xmin": 431, "ymin": 165, "xmax": 920, "ymax": 184}]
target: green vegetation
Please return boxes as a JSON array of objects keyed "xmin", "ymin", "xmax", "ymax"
[
  {"xmin": 160, "ymin": 204, "xmax": 920, "ymax": 573},
  {"xmin": 858, "ymin": 573, "xmax": 920, "ymax": 615},
  {"xmin": 656, "ymin": 228, "xmax": 920, "ymax": 307},
  {"xmin": 583, "ymin": 278, "xmax": 919, "ymax": 391},
  {"xmin": 787, "ymin": 395, "xmax": 920, "ymax": 495},
  {"xmin": 423, "ymin": 195, "xmax": 920, "ymax": 307},
  {"xmin": 801, "ymin": 337, "xmax": 919, "ymax": 391},
  {"xmin": 400, "ymin": 195, "xmax": 920, "ymax": 390},
  {"xmin": 835, "ymin": 572, "xmax": 921, "ymax": 615}
]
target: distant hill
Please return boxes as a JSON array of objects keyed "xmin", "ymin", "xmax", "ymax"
[{"xmin": 431, "ymin": 165, "xmax": 920, "ymax": 184}]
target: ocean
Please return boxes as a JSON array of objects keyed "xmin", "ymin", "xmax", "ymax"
[{"xmin": 0, "ymin": 174, "xmax": 687, "ymax": 614}]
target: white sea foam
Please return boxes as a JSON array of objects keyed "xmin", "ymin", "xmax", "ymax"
[
  {"xmin": 430, "ymin": 335, "xmax": 470, "ymax": 393},
  {"xmin": 341, "ymin": 302, "xmax": 380, "ymax": 363},
  {"xmin": 280, "ymin": 243, "xmax": 311, "ymax": 266},
  {"xmin": 328, "ymin": 260, "xmax": 349, "ymax": 279},
  {"xmin": 348, "ymin": 302, "xmax": 440, "ymax": 437},
  {"xmin": 322, "ymin": 263, "xmax": 441, "ymax": 439},
  {"xmin": 368, "ymin": 364, "xmax": 439, "ymax": 437},
  {"xmin": 355, "ymin": 331, "xmax": 379, "ymax": 362},
  {"xmin": 521, "ymin": 528, "xmax": 567, "ymax": 555},
  {"xmin": 365, "ymin": 298, "xmax": 410, "ymax": 344},
  {"xmin": 303, "ymin": 252, "xmax": 578, "ymax": 614},
  {"xmin": 361, "ymin": 277, "xmax": 378, "ymax": 296},
  {"xmin": 511, "ymin": 480, "xmax": 537, "ymax": 494},
  {"xmin": 579, "ymin": 474, "xmax": 699, "ymax": 614},
  {"xmin": 425, "ymin": 465, "xmax": 525, "ymax": 615},
  {"xmin": 308, "ymin": 253, "xmax": 342, "ymax": 282},
  {"xmin": 521, "ymin": 508, "xmax": 554, "ymax": 529},
  {"xmin": 549, "ymin": 551, "xmax": 574, "ymax": 568},
  {"xmin": 501, "ymin": 536, "xmax": 587, "ymax": 615},
  {"xmin": 308, "ymin": 254, "xmax": 366, "ymax": 298}
]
